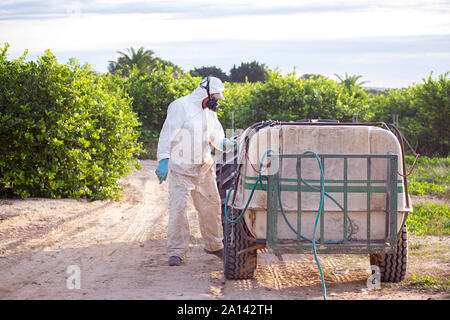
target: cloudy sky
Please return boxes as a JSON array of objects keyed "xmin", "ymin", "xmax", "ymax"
[{"xmin": 1, "ymin": 0, "xmax": 449, "ymax": 88}]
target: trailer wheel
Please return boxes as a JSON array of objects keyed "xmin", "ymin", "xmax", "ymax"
[
  {"xmin": 369, "ymin": 224, "xmax": 408, "ymax": 283},
  {"xmin": 223, "ymin": 210, "xmax": 257, "ymax": 280}
]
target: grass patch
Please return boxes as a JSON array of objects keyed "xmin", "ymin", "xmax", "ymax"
[
  {"xmin": 409, "ymin": 240, "xmax": 449, "ymax": 261},
  {"xmin": 405, "ymin": 156, "xmax": 449, "ymax": 199},
  {"xmin": 407, "ymin": 273, "xmax": 450, "ymax": 292},
  {"xmin": 409, "ymin": 202, "xmax": 450, "ymax": 236}
]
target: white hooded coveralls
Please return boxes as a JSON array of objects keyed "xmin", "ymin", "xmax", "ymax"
[{"xmin": 157, "ymin": 81, "xmax": 225, "ymax": 258}]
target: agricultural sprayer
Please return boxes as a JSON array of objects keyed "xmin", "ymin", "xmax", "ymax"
[{"xmin": 216, "ymin": 121, "xmax": 412, "ymax": 295}]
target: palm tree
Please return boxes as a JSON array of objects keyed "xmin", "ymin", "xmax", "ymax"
[
  {"xmin": 108, "ymin": 47, "xmax": 156, "ymax": 76},
  {"xmin": 334, "ymin": 73, "xmax": 369, "ymax": 90}
]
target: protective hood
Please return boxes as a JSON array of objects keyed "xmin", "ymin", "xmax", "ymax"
[
  {"xmin": 205, "ymin": 77, "xmax": 225, "ymax": 97},
  {"xmin": 189, "ymin": 77, "xmax": 225, "ymax": 106},
  {"xmin": 187, "ymin": 85, "xmax": 208, "ymax": 106}
]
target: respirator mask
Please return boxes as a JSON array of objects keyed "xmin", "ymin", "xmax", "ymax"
[{"xmin": 200, "ymin": 77, "xmax": 220, "ymax": 112}]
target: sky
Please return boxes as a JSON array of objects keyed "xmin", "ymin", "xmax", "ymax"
[{"xmin": 1, "ymin": 0, "xmax": 449, "ymax": 88}]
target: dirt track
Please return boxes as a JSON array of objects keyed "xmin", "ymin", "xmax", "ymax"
[{"xmin": 0, "ymin": 160, "xmax": 448, "ymax": 300}]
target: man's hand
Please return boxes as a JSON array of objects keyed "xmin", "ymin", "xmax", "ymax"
[
  {"xmin": 155, "ymin": 158, "xmax": 169, "ymax": 184},
  {"xmin": 222, "ymin": 138, "xmax": 238, "ymax": 152}
]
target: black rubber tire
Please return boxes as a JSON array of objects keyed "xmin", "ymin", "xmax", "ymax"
[
  {"xmin": 369, "ymin": 224, "xmax": 408, "ymax": 283},
  {"xmin": 223, "ymin": 211, "xmax": 257, "ymax": 280}
]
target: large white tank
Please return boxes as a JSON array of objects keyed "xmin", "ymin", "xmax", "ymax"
[{"xmin": 228, "ymin": 124, "xmax": 412, "ymax": 243}]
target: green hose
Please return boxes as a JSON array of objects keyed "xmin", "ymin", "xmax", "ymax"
[
  {"xmin": 304, "ymin": 151, "xmax": 327, "ymax": 300},
  {"xmin": 224, "ymin": 149, "xmax": 272, "ymax": 224},
  {"xmin": 224, "ymin": 149, "xmax": 327, "ymax": 300},
  {"xmin": 277, "ymin": 163, "xmax": 355, "ymax": 244}
]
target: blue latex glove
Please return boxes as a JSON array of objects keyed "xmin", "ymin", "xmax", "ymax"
[
  {"xmin": 222, "ymin": 138, "xmax": 237, "ymax": 152},
  {"xmin": 155, "ymin": 158, "xmax": 169, "ymax": 184}
]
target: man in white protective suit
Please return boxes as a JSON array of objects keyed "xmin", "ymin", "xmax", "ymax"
[{"xmin": 155, "ymin": 76, "xmax": 237, "ymax": 266}]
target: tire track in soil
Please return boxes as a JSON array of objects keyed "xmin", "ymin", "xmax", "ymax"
[
  {"xmin": 0, "ymin": 200, "xmax": 117, "ymax": 254},
  {"xmin": 0, "ymin": 160, "xmax": 223, "ymax": 299},
  {"xmin": 2, "ymin": 160, "xmax": 448, "ymax": 300},
  {"xmin": 0, "ymin": 200, "xmax": 123, "ymax": 297},
  {"xmin": 0, "ymin": 162, "xmax": 168, "ymax": 299},
  {"xmin": 57, "ymin": 168, "xmax": 173, "ymax": 299},
  {"xmin": 221, "ymin": 250, "xmax": 372, "ymax": 300}
]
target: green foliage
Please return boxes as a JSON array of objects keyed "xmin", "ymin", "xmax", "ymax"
[
  {"xmin": 159, "ymin": 61, "xmax": 449, "ymax": 159},
  {"xmin": 405, "ymin": 156, "xmax": 449, "ymax": 198},
  {"xmin": 218, "ymin": 81, "xmax": 262, "ymax": 130},
  {"xmin": 301, "ymin": 74, "xmax": 323, "ymax": 80},
  {"xmin": 408, "ymin": 273, "xmax": 449, "ymax": 291},
  {"xmin": 0, "ymin": 44, "xmax": 143, "ymax": 200},
  {"xmin": 409, "ymin": 182, "xmax": 446, "ymax": 198},
  {"xmin": 371, "ymin": 72, "xmax": 449, "ymax": 157},
  {"xmin": 409, "ymin": 202, "xmax": 449, "ymax": 236},
  {"xmin": 413, "ymin": 73, "xmax": 450, "ymax": 156},
  {"xmin": 218, "ymin": 70, "xmax": 372, "ymax": 129},
  {"xmin": 174, "ymin": 61, "xmax": 449, "ymax": 158},
  {"xmin": 334, "ymin": 72, "xmax": 369, "ymax": 90},
  {"xmin": 189, "ymin": 66, "xmax": 229, "ymax": 82},
  {"xmin": 118, "ymin": 63, "xmax": 200, "ymax": 158},
  {"xmin": 229, "ymin": 61, "xmax": 267, "ymax": 83},
  {"xmin": 108, "ymin": 46, "xmax": 183, "ymax": 77}
]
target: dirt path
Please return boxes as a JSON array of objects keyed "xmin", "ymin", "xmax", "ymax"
[{"xmin": 0, "ymin": 160, "xmax": 448, "ymax": 300}]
